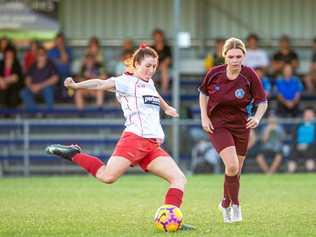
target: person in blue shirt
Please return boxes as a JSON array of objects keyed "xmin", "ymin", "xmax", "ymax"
[
  {"xmin": 254, "ymin": 67, "xmax": 272, "ymax": 97},
  {"xmin": 275, "ymin": 63, "xmax": 303, "ymax": 117},
  {"xmin": 47, "ymin": 32, "xmax": 72, "ymax": 94},
  {"xmin": 288, "ymin": 107, "xmax": 316, "ymax": 172}
]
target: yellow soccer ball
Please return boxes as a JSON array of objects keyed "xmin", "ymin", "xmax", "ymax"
[{"xmin": 154, "ymin": 205, "xmax": 183, "ymax": 232}]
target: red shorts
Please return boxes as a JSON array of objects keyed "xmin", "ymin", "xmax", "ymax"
[
  {"xmin": 209, "ymin": 127, "xmax": 250, "ymax": 156},
  {"xmin": 112, "ymin": 132, "xmax": 170, "ymax": 171}
]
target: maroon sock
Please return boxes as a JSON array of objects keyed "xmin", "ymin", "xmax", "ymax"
[
  {"xmin": 164, "ymin": 188, "xmax": 183, "ymax": 208},
  {"xmin": 221, "ymin": 184, "xmax": 231, "ymax": 208},
  {"xmin": 224, "ymin": 174, "xmax": 240, "ymax": 206},
  {"xmin": 72, "ymin": 153, "xmax": 105, "ymax": 176}
]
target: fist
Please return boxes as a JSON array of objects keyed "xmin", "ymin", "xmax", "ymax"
[{"xmin": 64, "ymin": 77, "xmax": 77, "ymax": 89}]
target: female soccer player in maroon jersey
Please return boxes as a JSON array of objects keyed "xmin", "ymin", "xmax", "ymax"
[{"xmin": 199, "ymin": 37, "xmax": 268, "ymax": 223}]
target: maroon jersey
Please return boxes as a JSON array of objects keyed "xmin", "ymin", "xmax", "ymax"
[{"xmin": 199, "ymin": 64, "xmax": 267, "ymax": 129}]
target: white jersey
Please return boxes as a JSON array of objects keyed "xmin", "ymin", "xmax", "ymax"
[{"xmin": 114, "ymin": 74, "xmax": 165, "ymax": 141}]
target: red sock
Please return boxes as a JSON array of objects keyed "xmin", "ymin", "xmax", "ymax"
[
  {"xmin": 72, "ymin": 153, "xmax": 105, "ymax": 176},
  {"xmin": 224, "ymin": 174, "xmax": 240, "ymax": 205},
  {"xmin": 164, "ymin": 188, "xmax": 183, "ymax": 208}
]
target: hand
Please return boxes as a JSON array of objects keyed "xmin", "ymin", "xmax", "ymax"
[
  {"xmin": 164, "ymin": 106, "xmax": 179, "ymax": 118},
  {"xmin": 30, "ymin": 84, "xmax": 42, "ymax": 94},
  {"xmin": 64, "ymin": 77, "xmax": 78, "ymax": 89},
  {"xmin": 0, "ymin": 79, "xmax": 7, "ymax": 90},
  {"xmin": 246, "ymin": 116, "xmax": 260, "ymax": 129},
  {"xmin": 201, "ymin": 116, "xmax": 214, "ymax": 133}
]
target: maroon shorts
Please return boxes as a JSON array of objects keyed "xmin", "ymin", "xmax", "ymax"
[
  {"xmin": 112, "ymin": 132, "xmax": 170, "ymax": 171},
  {"xmin": 209, "ymin": 127, "xmax": 250, "ymax": 156}
]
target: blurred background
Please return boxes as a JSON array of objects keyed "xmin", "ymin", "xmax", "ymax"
[{"xmin": 0, "ymin": 0, "xmax": 316, "ymax": 176}]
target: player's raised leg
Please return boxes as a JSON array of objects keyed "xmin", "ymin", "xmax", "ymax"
[{"xmin": 46, "ymin": 144, "xmax": 131, "ymax": 184}]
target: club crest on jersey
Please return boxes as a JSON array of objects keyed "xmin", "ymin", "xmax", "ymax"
[
  {"xmin": 214, "ymin": 85, "xmax": 220, "ymax": 91},
  {"xmin": 143, "ymin": 95, "xmax": 160, "ymax": 106},
  {"xmin": 235, "ymin": 88, "xmax": 245, "ymax": 99}
]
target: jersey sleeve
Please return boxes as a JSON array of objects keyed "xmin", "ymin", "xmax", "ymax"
[
  {"xmin": 198, "ymin": 69, "xmax": 213, "ymax": 95},
  {"xmin": 114, "ymin": 75, "xmax": 134, "ymax": 96},
  {"xmin": 249, "ymin": 68, "xmax": 267, "ymax": 105}
]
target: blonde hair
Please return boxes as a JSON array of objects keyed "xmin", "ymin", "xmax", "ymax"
[{"xmin": 222, "ymin": 37, "xmax": 246, "ymax": 57}]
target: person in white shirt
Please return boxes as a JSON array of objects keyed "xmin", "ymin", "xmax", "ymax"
[
  {"xmin": 243, "ymin": 34, "xmax": 269, "ymax": 70},
  {"xmin": 46, "ymin": 44, "xmax": 194, "ymax": 230}
]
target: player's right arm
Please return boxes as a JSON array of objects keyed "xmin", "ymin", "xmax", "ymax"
[
  {"xmin": 199, "ymin": 92, "xmax": 214, "ymax": 133},
  {"xmin": 64, "ymin": 77, "xmax": 115, "ymax": 91}
]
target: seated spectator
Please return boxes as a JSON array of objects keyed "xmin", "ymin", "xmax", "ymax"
[
  {"xmin": 74, "ymin": 54, "xmax": 106, "ymax": 110},
  {"xmin": 254, "ymin": 67, "xmax": 272, "ymax": 97},
  {"xmin": 189, "ymin": 128, "xmax": 220, "ymax": 174},
  {"xmin": 151, "ymin": 29, "xmax": 172, "ymax": 94},
  {"xmin": 275, "ymin": 63, "xmax": 303, "ymax": 117},
  {"xmin": 255, "ymin": 114, "xmax": 285, "ymax": 174},
  {"xmin": 243, "ymin": 33, "xmax": 269, "ymax": 70},
  {"xmin": 23, "ymin": 40, "xmax": 39, "ymax": 73},
  {"xmin": 0, "ymin": 46, "xmax": 24, "ymax": 108},
  {"xmin": 272, "ymin": 35, "xmax": 299, "ymax": 76},
  {"xmin": 0, "ymin": 36, "xmax": 12, "ymax": 60},
  {"xmin": 303, "ymin": 38, "xmax": 316, "ymax": 94},
  {"xmin": 85, "ymin": 36, "xmax": 104, "ymax": 65},
  {"xmin": 204, "ymin": 38, "xmax": 225, "ymax": 71},
  {"xmin": 114, "ymin": 39, "xmax": 134, "ymax": 76},
  {"xmin": 20, "ymin": 46, "xmax": 59, "ymax": 111},
  {"xmin": 288, "ymin": 107, "xmax": 316, "ymax": 172},
  {"xmin": 47, "ymin": 32, "xmax": 72, "ymax": 87}
]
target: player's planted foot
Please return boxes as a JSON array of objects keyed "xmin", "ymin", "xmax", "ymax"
[
  {"xmin": 218, "ymin": 203, "xmax": 232, "ymax": 223},
  {"xmin": 179, "ymin": 223, "xmax": 196, "ymax": 231},
  {"xmin": 231, "ymin": 204, "xmax": 242, "ymax": 222},
  {"xmin": 46, "ymin": 144, "xmax": 81, "ymax": 161}
]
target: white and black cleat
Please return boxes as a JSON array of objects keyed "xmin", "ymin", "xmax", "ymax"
[{"xmin": 46, "ymin": 144, "xmax": 81, "ymax": 161}]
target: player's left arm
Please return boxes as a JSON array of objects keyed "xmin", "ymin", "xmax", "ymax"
[
  {"xmin": 247, "ymin": 101, "xmax": 268, "ymax": 129},
  {"xmin": 247, "ymin": 68, "xmax": 268, "ymax": 129},
  {"xmin": 157, "ymin": 94, "xmax": 179, "ymax": 118}
]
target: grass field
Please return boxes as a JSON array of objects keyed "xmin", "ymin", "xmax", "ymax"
[{"xmin": 0, "ymin": 174, "xmax": 315, "ymax": 237}]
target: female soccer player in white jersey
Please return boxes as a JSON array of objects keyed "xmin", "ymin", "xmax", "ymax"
[{"xmin": 46, "ymin": 44, "xmax": 194, "ymax": 230}]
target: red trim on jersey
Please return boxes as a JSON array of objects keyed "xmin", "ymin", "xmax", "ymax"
[{"xmin": 134, "ymin": 79, "xmax": 144, "ymax": 135}]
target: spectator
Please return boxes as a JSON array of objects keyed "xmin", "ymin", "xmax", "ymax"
[
  {"xmin": 114, "ymin": 39, "xmax": 134, "ymax": 76},
  {"xmin": 204, "ymin": 38, "xmax": 225, "ymax": 71},
  {"xmin": 85, "ymin": 36, "xmax": 104, "ymax": 65},
  {"xmin": 0, "ymin": 36, "xmax": 11, "ymax": 60},
  {"xmin": 275, "ymin": 63, "xmax": 303, "ymax": 117},
  {"xmin": 272, "ymin": 35, "xmax": 299, "ymax": 76},
  {"xmin": 0, "ymin": 46, "xmax": 24, "ymax": 108},
  {"xmin": 23, "ymin": 40, "xmax": 39, "ymax": 73},
  {"xmin": 288, "ymin": 107, "xmax": 316, "ymax": 173},
  {"xmin": 20, "ymin": 46, "xmax": 59, "ymax": 111},
  {"xmin": 74, "ymin": 54, "xmax": 106, "ymax": 110},
  {"xmin": 47, "ymin": 32, "xmax": 72, "ymax": 85},
  {"xmin": 254, "ymin": 67, "xmax": 272, "ymax": 97},
  {"xmin": 303, "ymin": 38, "xmax": 316, "ymax": 94},
  {"xmin": 151, "ymin": 29, "xmax": 172, "ymax": 94},
  {"xmin": 255, "ymin": 114, "xmax": 285, "ymax": 174},
  {"xmin": 243, "ymin": 33, "xmax": 269, "ymax": 70}
]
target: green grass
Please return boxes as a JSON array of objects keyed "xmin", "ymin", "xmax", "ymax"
[{"xmin": 0, "ymin": 174, "xmax": 315, "ymax": 237}]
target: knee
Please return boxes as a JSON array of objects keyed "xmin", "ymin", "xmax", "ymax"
[
  {"xmin": 226, "ymin": 163, "xmax": 239, "ymax": 176},
  {"xmin": 170, "ymin": 173, "xmax": 187, "ymax": 186},
  {"xmin": 96, "ymin": 174, "xmax": 117, "ymax": 184}
]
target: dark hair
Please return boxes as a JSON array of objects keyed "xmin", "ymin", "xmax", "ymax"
[
  {"xmin": 247, "ymin": 33, "xmax": 259, "ymax": 41},
  {"xmin": 304, "ymin": 106, "xmax": 315, "ymax": 112},
  {"xmin": 132, "ymin": 46, "xmax": 158, "ymax": 67}
]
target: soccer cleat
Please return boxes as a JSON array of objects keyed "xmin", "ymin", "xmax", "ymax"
[
  {"xmin": 231, "ymin": 204, "xmax": 242, "ymax": 222},
  {"xmin": 218, "ymin": 203, "xmax": 232, "ymax": 223},
  {"xmin": 45, "ymin": 144, "xmax": 81, "ymax": 161},
  {"xmin": 179, "ymin": 223, "xmax": 196, "ymax": 231}
]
